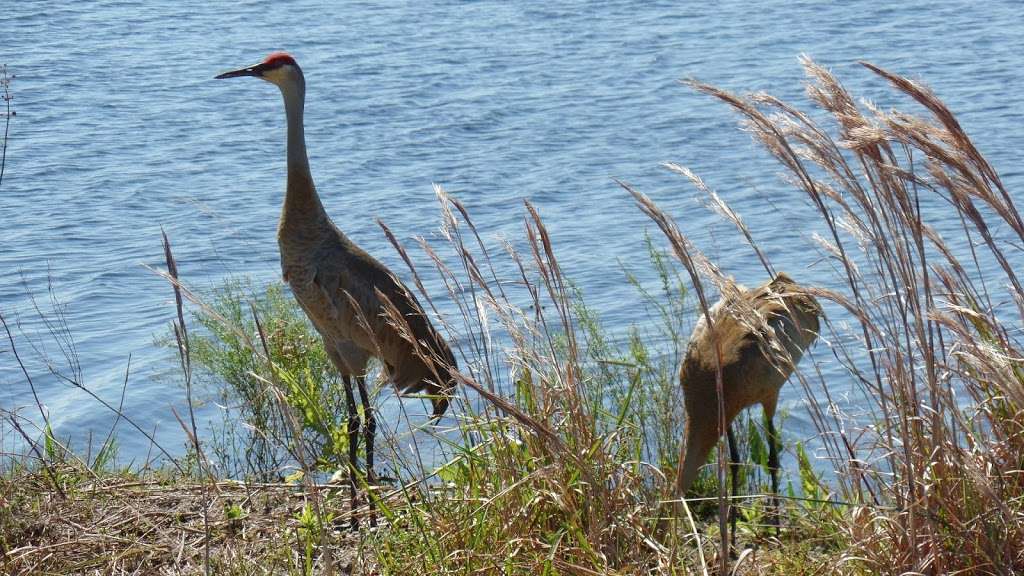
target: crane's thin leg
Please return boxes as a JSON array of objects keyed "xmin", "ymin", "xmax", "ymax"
[
  {"xmin": 766, "ymin": 415, "xmax": 781, "ymax": 537},
  {"xmin": 727, "ymin": 425, "xmax": 740, "ymax": 554},
  {"xmin": 355, "ymin": 375, "xmax": 377, "ymax": 528},
  {"xmin": 341, "ymin": 375, "xmax": 361, "ymax": 530}
]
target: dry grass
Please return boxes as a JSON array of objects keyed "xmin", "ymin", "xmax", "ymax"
[
  {"xmin": 719, "ymin": 57, "xmax": 1024, "ymax": 574},
  {"xmin": 0, "ymin": 463, "xmax": 374, "ymax": 575}
]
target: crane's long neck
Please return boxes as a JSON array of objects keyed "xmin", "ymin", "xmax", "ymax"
[
  {"xmin": 279, "ymin": 77, "xmax": 326, "ymax": 230},
  {"xmin": 676, "ymin": 406, "xmax": 720, "ymax": 494},
  {"xmin": 675, "ymin": 373, "xmax": 728, "ymax": 495}
]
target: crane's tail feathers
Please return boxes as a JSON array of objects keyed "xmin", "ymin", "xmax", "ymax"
[{"xmin": 367, "ymin": 287, "xmax": 459, "ymax": 419}]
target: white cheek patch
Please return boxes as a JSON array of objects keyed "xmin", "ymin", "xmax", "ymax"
[{"xmin": 262, "ymin": 68, "xmax": 285, "ymax": 83}]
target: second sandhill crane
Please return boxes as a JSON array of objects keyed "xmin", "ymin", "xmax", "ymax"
[
  {"xmin": 675, "ymin": 273, "xmax": 820, "ymax": 537},
  {"xmin": 215, "ymin": 52, "xmax": 457, "ymax": 528}
]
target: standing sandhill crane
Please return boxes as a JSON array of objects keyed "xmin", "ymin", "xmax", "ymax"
[
  {"xmin": 675, "ymin": 273, "xmax": 820, "ymax": 539},
  {"xmin": 215, "ymin": 52, "xmax": 457, "ymax": 528}
]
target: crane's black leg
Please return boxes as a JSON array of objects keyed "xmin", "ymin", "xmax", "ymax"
[
  {"xmin": 341, "ymin": 375, "xmax": 361, "ymax": 530},
  {"xmin": 355, "ymin": 375, "xmax": 377, "ymax": 528},
  {"xmin": 766, "ymin": 415, "xmax": 781, "ymax": 537},
  {"xmin": 727, "ymin": 424, "xmax": 740, "ymax": 554}
]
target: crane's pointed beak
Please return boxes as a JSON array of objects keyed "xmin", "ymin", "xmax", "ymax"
[{"xmin": 215, "ymin": 63, "xmax": 266, "ymax": 80}]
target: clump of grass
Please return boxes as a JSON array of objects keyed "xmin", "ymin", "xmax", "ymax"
[
  {"xmin": 0, "ymin": 456, "xmax": 372, "ymax": 575},
  {"xmin": 183, "ymin": 279, "xmax": 352, "ymax": 480},
  {"xmin": 365, "ymin": 189, "xmax": 737, "ymax": 573},
  {"xmin": 633, "ymin": 57, "xmax": 1024, "ymax": 572},
  {"xmin": 580, "ymin": 232, "xmax": 691, "ymax": 473},
  {"xmin": 2, "ymin": 269, "xmax": 375, "ymax": 575}
]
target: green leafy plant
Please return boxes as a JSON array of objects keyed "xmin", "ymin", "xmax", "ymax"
[{"xmin": 185, "ymin": 280, "xmax": 354, "ymax": 480}]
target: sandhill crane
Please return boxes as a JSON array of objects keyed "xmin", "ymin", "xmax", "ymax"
[
  {"xmin": 215, "ymin": 52, "xmax": 457, "ymax": 528},
  {"xmin": 675, "ymin": 273, "xmax": 820, "ymax": 540}
]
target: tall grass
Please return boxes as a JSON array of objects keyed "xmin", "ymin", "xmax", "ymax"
[
  {"xmin": 182, "ymin": 279, "xmax": 349, "ymax": 480},
  {"xmin": 749, "ymin": 58, "xmax": 1017, "ymax": 572},
  {"xmin": 637, "ymin": 59, "xmax": 1024, "ymax": 572},
  {"xmin": 365, "ymin": 194, "xmax": 815, "ymax": 572},
  {"xmin": 363, "ymin": 59, "xmax": 1024, "ymax": 574},
  {"xmin": 367, "ymin": 191, "xmax": 681, "ymax": 573}
]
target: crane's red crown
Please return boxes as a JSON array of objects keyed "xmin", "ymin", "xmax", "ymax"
[{"xmin": 263, "ymin": 52, "xmax": 298, "ymax": 69}]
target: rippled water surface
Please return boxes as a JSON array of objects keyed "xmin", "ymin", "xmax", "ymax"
[{"xmin": 4, "ymin": 1, "xmax": 1024, "ymax": 463}]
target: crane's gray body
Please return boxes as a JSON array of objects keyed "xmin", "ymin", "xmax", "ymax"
[
  {"xmin": 260, "ymin": 59, "xmax": 456, "ymax": 416},
  {"xmin": 277, "ymin": 171, "xmax": 455, "ymax": 408}
]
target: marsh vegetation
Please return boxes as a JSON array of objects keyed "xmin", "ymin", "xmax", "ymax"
[{"xmin": 4, "ymin": 59, "xmax": 1024, "ymax": 574}]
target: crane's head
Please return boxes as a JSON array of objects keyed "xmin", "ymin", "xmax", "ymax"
[{"xmin": 215, "ymin": 52, "xmax": 303, "ymax": 88}]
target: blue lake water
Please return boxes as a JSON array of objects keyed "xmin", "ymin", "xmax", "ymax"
[{"xmin": 3, "ymin": 1, "xmax": 1024, "ymax": 467}]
